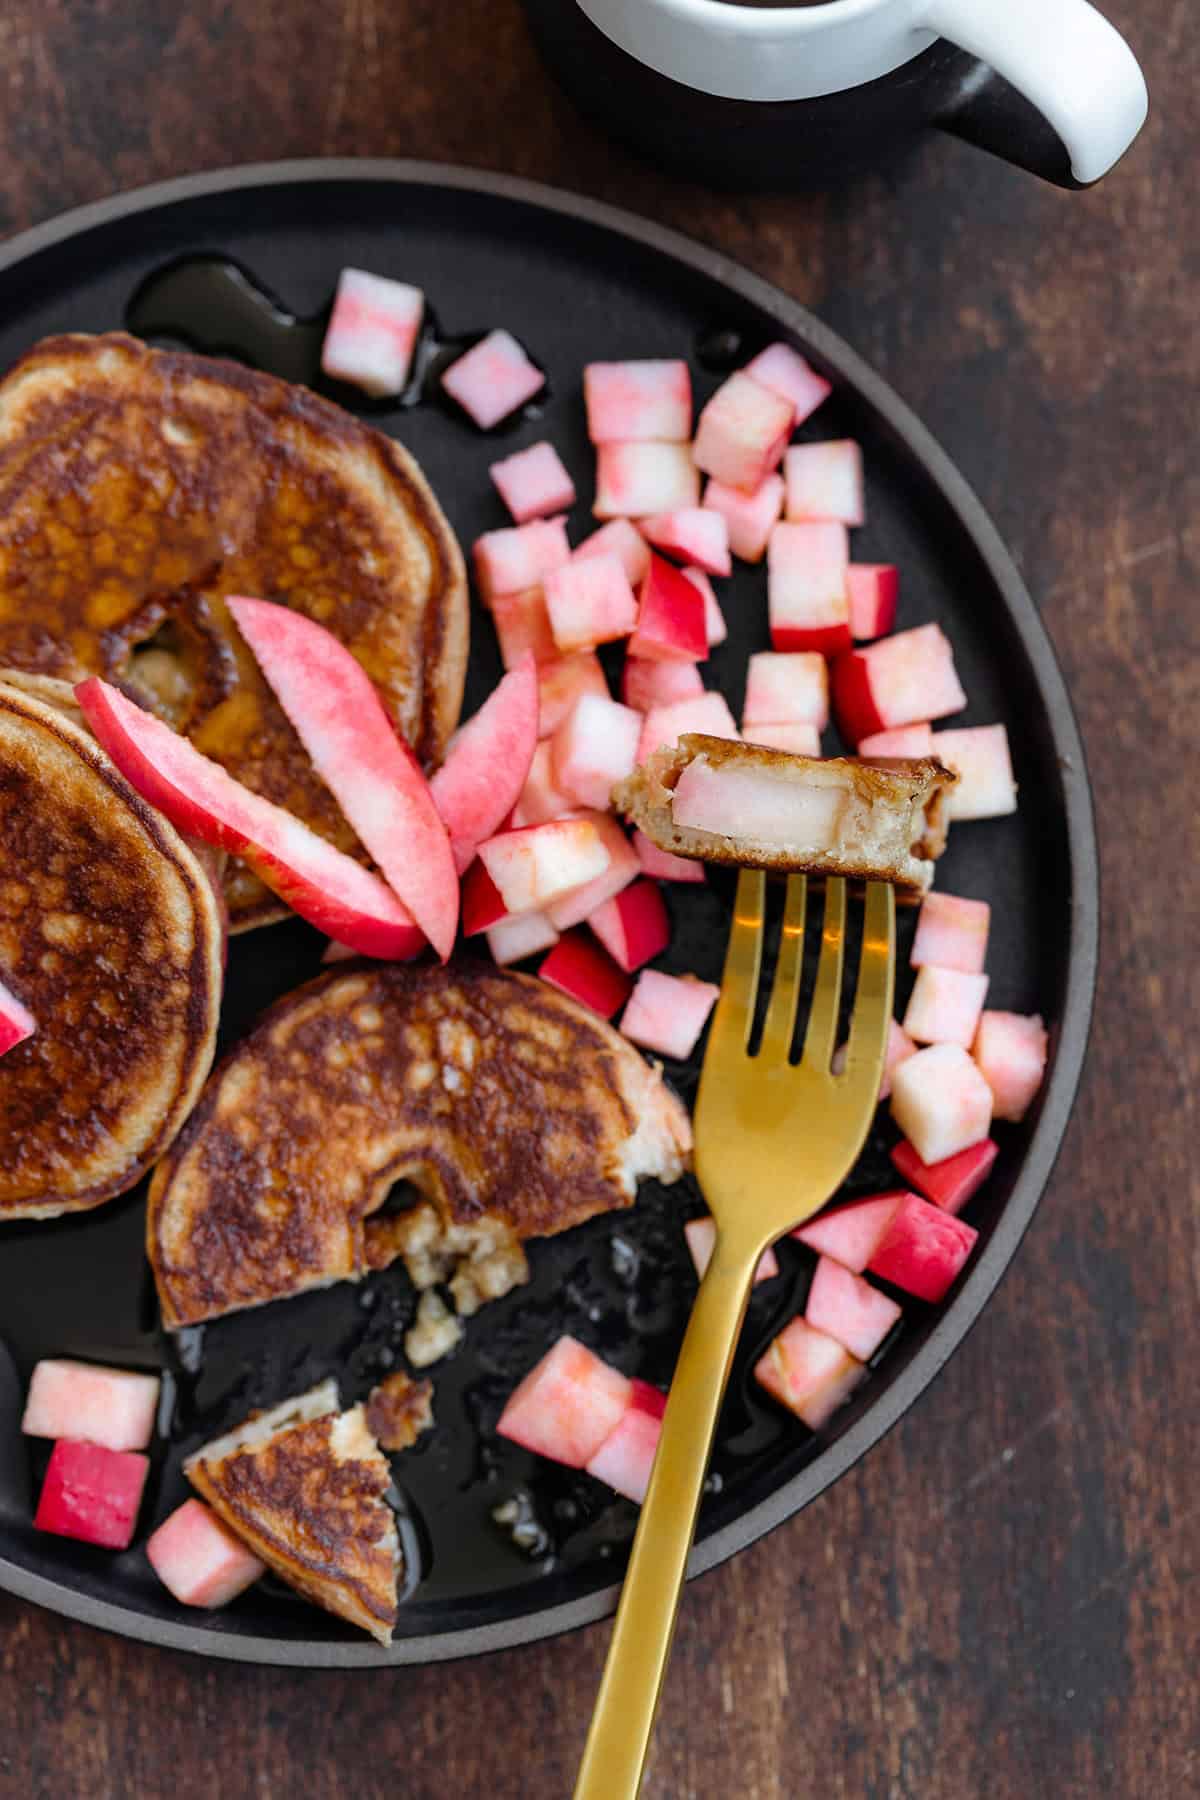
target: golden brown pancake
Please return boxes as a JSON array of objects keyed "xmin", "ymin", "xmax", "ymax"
[
  {"xmin": 0, "ymin": 681, "xmax": 224, "ymax": 1219},
  {"xmin": 185, "ymin": 1382, "xmax": 400, "ymax": 1645},
  {"xmin": 0, "ymin": 331, "xmax": 468, "ymax": 930},
  {"xmin": 149, "ymin": 961, "xmax": 692, "ymax": 1331}
]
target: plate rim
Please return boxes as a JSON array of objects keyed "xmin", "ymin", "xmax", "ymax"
[{"xmin": 0, "ymin": 156, "xmax": 1099, "ymax": 1667}]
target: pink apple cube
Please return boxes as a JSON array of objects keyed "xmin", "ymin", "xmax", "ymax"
[
  {"xmin": 0, "ymin": 978, "xmax": 36, "ymax": 1056},
  {"xmin": 640, "ymin": 508, "xmax": 731, "ymax": 578},
  {"xmin": 585, "ymin": 1400, "xmax": 663, "ymax": 1504},
  {"xmin": 551, "ymin": 693, "xmax": 642, "ymax": 810},
  {"xmin": 320, "ymin": 268, "xmax": 424, "ymax": 397},
  {"xmin": 683, "ymin": 1216, "xmax": 779, "ymax": 1285},
  {"xmin": 754, "ymin": 1317, "xmax": 866, "ymax": 1431},
  {"xmin": 498, "ymin": 1336, "xmax": 633, "ymax": 1468},
  {"xmin": 693, "ymin": 371, "xmax": 795, "ymax": 493},
  {"xmin": 633, "ymin": 827, "xmax": 706, "ymax": 885},
  {"xmin": 594, "ymin": 443, "xmax": 699, "ymax": 519},
  {"xmin": 931, "ymin": 725, "xmax": 1018, "ymax": 821},
  {"xmin": 22, "ymin": 1359, "xmax": 160, "ymax": 1453},
  {"xmin": 973, "ymin": 1011, "xmax": 1048, "ymax": 1121},
  {"xmin": 833, "ymin": 624, "xmax": 967, "ymax": 745},
  {"xmin": 587, "ymin": 877, "xmax": 670, "ymax": 973},
  {"xmin": 911, "ymin": 892, "xmax": 991, "ymax": 974},
  {"xmin": 486, "ymin": 908, "xmax": 561, "ymax": 965},
  {"xmin": 767, "ymin": 521, "xmax": 851, "ymax": 656},
  {"xmin": 743, "ymin": 343, "xmax": 832, "ymax": 424},
  {"xmin": 491, "ymin": 587, "xmax": 557, "ymax": 669},
  {"xmin": 34, "ymin": 1440, "xmax": 149, "ymax": 1550},
  {"xmin": 784, "ymin": 441, "xmax": 865, "ymax": 526},
  {"xmin": 572, "ymin": 518, "xmax": 651, "ymax": 587},
  {"xmin": 490, "ymin": 441, "xmax": 576, "ymax": 523},
  {"xmin": 741, "ymin": 721, "xmax": 822, "ymax": 756},
  {"xmin": 146, "ymin": 1499, "xmax": 266, "ymax": 1609},
  {"xmin": 890, "ymin": 1043, "xmax": 994, "ymax": 1165},
  {"xmin": 890, "ymin": 1136, "xmax": 999, "ymax": 1216},
  {"xmin": 583, "ymin": 359, "xmax": 692, "ymax": 444},
  {"xmin": 857, "ymin": 723, "xmax": 934, "ymax": 758},
  {"xmin": 847, "ymin": 564, "xmax": 899, "ymax": 641},
  {"xmin": 621, "ymin": 656, "xmax": 704, "ymax": 712},
  {"xmin": 544, "ymin": 555, "xmax": 638, "ymax": 654},
  {"xmin": 619, "ymin": 969, "xmax": 719, "ymax": 1060},
  {"xmin": 536, "ymin": 652, "xmax": 608, "ymax": 740},
  {"xmin": 793, "ymin": 1192, "xmax": 906, "ymax": 1272},
  {"xmin": 511, "ymin": 740, "xmax": 572, "ymax": 828},
  {"xmin": 701, "ymin": 473, "xmax": 785, "ymax": 563},
  {"xmin": 636, "ymin": 691, "xmax": 740, "ymax": 763},
  {"xmin": 867, "ymin": 1193, "xmax": 979, "ymax": 1303},
  {"xmin": 682, "ymin": 568, "xmax": 727, "ymax": 648},
  {"xmin": 903, "ymin": 966, "xmax": 990, "ymax": 1048},
  {"xmin": 629, "ymin": 556, "xmax": 708, "ymax": 663},
  {"xmin": 545, "ymin": 814, "xmax": 641, "ymax": 928},
  {"xmin": 461, "ymin": 860, "xmax": 509, "ymax": 937},
  {"xmin": 478, "ymin": 818, "xmax": 611, "ymax": 916},
  {"xmin": 474, "ymin": 517, "xmax": 572, "ymax": 602},
  {"xmin": 441, "ymin": 328, "xmax": 544, "ymax": 428},
  {"xmin": 805, "ymin": 1256, "xmax": 902, "ymax": 1362},
  {"xmin": 742, "ymin": 651, "xmax": 830, "ymax": 730},
  {"xmin": 539, "ymin": 929, "xmax": 633, "ymax": 1019}
]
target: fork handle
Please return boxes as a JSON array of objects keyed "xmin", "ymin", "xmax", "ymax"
[{"xmin": 572, "ymin": 1236, "xmax": 761, "ymax": 1800}]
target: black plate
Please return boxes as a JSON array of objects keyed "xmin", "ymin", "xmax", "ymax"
[{"xmin": 0, "ymin": 160, "xmax": 1097, "ymax": 1666}]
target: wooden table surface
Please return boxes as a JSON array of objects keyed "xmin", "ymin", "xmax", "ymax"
[{"xmin": 0, "ymin": 2, "xmax": 1194, "ymax": 1795}]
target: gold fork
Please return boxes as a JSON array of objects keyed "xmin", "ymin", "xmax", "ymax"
[{"xmin": 573, "ymin": 869, "xmax": 896, "ymax": 1800}]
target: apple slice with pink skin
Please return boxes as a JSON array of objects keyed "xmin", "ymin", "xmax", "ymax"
[
  {"xmin": 640, "ymin": 508, "xmax": 732, "ymax": 578},
  {"xmin": 784, "ymin": 440, "xmax": 865, "ymax": 527},
  {"xmin": 629, "ymin": 555, "xmax": 708, "ymax": 663},
  {"xmin": 972, "ymin": 1011, "xmax": 1047, "ymax": 1121},
  {"xmin": 867, "ymin": 1193, "xmax": 978, "ymax": 1303},
  {"xmin": 461, "ymin": 861, "xmax": 509, "ymax": 937},
  {"xmin": 75, "ymin": 677, "xmax": 427, "ymax": 961},
  {"xmin": 890, "ymin": 1137, "xmax": 998, "ymax": 1216},
  {"xmin": 754, "ymin": 1317, "xmax": 866, "ymax": 1430},
  {"xmin": 621, "ymin": 655, "xmax": 704, "ymax": 713},
  {"xmin": 497, "ymin": 1336, "xmax": 633, "ymax": 1468},
  {"xmin": 0, "ymin": 977, "xmax": 35, "ymax": 1057},
  {"xmin": 847, "ymin": 564, "xmax": 899, "ymax": 640},
  {"xmin": 430, "ymin": 656, "xmax": 539, "ymax": 873},
  {"xmin": 538, "ymin": 929, "xmax": 633, "ymax": 1019},
  {"xmin": 226, "ymin": 597, "xmax": 458, "ymax": 959},
  {"xmin": 587, "ymin": 877, "xmax": 670, "ymax": 973},
  {"xmin": 545, "ymin": 814, "xmax": 640, "ymax": 929},
  {"xmin": 633, "ymin": 827, "xmax": 706, "ymax": 885},
  {"xmin": 743, "ymin": 343, "xmax": 831, "ymax": 424},
  {"xmin": 478, "ymin": 817, "xmax": 611, "ymax": 918},
  {"xmin": 147, "ymin": 1499, "xmax": 266, "ymax": 1609},
  {"xmin": 805, "ymin": 1257, "xmax": 901, "ymax": 1362}
]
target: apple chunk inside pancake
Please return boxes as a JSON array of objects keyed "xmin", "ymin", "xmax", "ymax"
[{"xmin": 672, "ymin": 757, "xmax": 850, "ymax": 853}]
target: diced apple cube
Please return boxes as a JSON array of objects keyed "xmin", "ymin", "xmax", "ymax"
[
  {"xmin": 490, "ymin": 441, "xmax": 577, "ymax": 523},
  {"xmin": 931, "ymin": 725, "xmax": 1018, "ymax": 820},
  {"xmin": 890, "ymin": 1044, "xmax": 994, "ymax": 1165},
  {"xmin": 636, "ymin": 691, "xmax": 739, "ymax": 764},
  {"xmin": 539, "ymin": 929, "xmax": 633, "ymax": 1018},
  {"xmin": 486, "ymin": 908, "xmax": 561, "ymax": 965},
  {"xmin": 683, "ymin": 1216, "xmax": 779, "ymax": 1285},
  {"xmin": 805, "ymin": 1257, "xmax": 901, "ymax": 1361},
  {"xmin": 867, "ymin": 1193, "xmax": 979, "ymax": 1303},
  {"xmin": 973, "ymin": 1011, "xmax": 1048, "ymax": 1121},
  {"xmin": 490, "ymin": 588, "xmax": 556, "ymax": 667},
  {"xmin": 545, "ymin": 814, "xmax": 641, "ymax": 928},
  {"xmin": 320, "ymin": 268, "xmax": 424, "ymax": 397},
  {"xmin": 890, "ymin": 1136, "xmax": 998, "ymax": 1215},
  {"xmin": 628, "ymin": 555, "xmax": 708, "ymax": 662},
  {"xmin": 22, "ymin": 1359, "xmax": 160, "ymax": 1453},
  {"xmin": 461, "ymin": 860, "xmax": 509, "ymax": 935},
  {"xmin": 478, "ymin": 818, "xmax": 611, "ymax": 917},
  {"xmin": 594, "ymin": 443, "xmax": 699, "ymax": 519},
  {"xmin": 640, "ymin": 508, "xmax": 731, "ymax": 578},
  {"xmin": 793, "ymin": 1192, "xmax": 905, "ymax": 1271},
  {"xmin": 442, "ymin": 329, "xmax": 544, "ymax": 428},
  {"xmin": 0, "ymin": 978, "xmax": 35, "ymax": 1057},
  {"xmin": 633, "ymin": 828, "xmax": 706, "ymax": 885},
  {"xmin": 34, "ymin": 1439, "xmax": 149, "ymax": 1550},
  {"xmin": 743, "ymin": 344, "xmax": 832, "ymax": 424},
  {"xmin": 544, "ymin": 556, "xmax": 638, "ymax": 653},
  {"xmin": 587, "ymin": 877, "xmax": 670, "ymax": 972},
  {"xmin": 550, "ymin": 693, "xmax": 642, "ymax": 810},
  {"xmin": 619, "ymin": 969, "xmax": 719, "ymax": 1060},
  {"xmin": 903, "ymin": 966, "xmax": 989, "ymax": 1048},
  {"xmin": 832, "ymin": 624, "xmax": 967, "ymax": 746},
  {"xmin": 621, "ymin": 656, "xmax": 704, "ymax": 713},
  {"xmin": 847, "ymin": 564, "xmax": 899, "ymax": 641},
  {"xmin": 742, "ymin": 651, "xmax": 830, "ymax": 730},
  {"xmin": 585, "ymin": 1402, "xmax": 662, "ymax": 1504},
  {"xmin": 701, "ymin": 474, "xmax": 785, "ymax": 563},
  {"xmin": 693, "ymin": 371, "xmax": 795, "ymax": 493},
  {"xmin": 767, "ymin": 522, "xmax": 851, "ymax": 656},
  {"xmin": 146, "ymin": 1499, "xmax": 266, "ymax": 1608},
  {"xmin": 911, "ymin": 892, "xmax": 991, "ymax": 974},
  {"xmin": 741, "ymin": 721, "xmax": 822, "ymax": 756},
  {"xmin": 583, "ymin": 359, "xmax": 692, "ymax": 443},
  {"xmin": 857, "ymin": 723, "xmax": 934, "ymax": 758},
  {"xmin": 512, "ymin": 741, "xmax": 572, "ymax": 828},
  {"xmin": 679, "ymin": 568, "xmax": 726, "ymax": 648},
  {"xmin": 497, "ymin": 1336, "xmax": 632, "ymax": 1467},
  {"xmin": 572, "ymin": 518, "xmax": 651, "ymax": 587},
  {"xmin": 474, "ymin": 517, "xmax": 572, "ymax": 603},
  {"xmin": 536, "ymin": 652, "xmax": 609, "ymax": 739},
  {"xmin": 784, "ymin": 441, "xmax": 865, "ymax": 526},
  {"xmin": 754, "ymin": 1318, "xmax": 866, "ymax": 1430}
]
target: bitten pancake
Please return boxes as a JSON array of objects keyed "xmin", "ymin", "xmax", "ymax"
[
  {"xmin": 148, "ymin": 961, "xmax": 692, "ymax": 1330},
  {"xmin": 0, "ymin": 682, "xmax": 224, "ymax": 1218},
  {"xmin": 0, "ymin": 332, "xmax": 468, "ymax": 929},
  {"xmin": 185, "ymin": 1382, "xmax": 400, "ymax": 1645}
]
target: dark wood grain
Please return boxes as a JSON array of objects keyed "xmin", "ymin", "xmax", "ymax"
[{"xmin": 0, "ymin": 3, "xmax": 1195, "ymax": 1796}]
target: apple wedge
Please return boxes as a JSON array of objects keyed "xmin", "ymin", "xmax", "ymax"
[
  {"xmin": 227, "ymin": 597, "xmax": 458, "ymax": 958},
  {"xmin": 75, "ymin": 677, "xmax": 426, "ymax": 961},
  {"xmin": 430, "ymin": 656, "xmax": 539, "ymax": 874}
]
